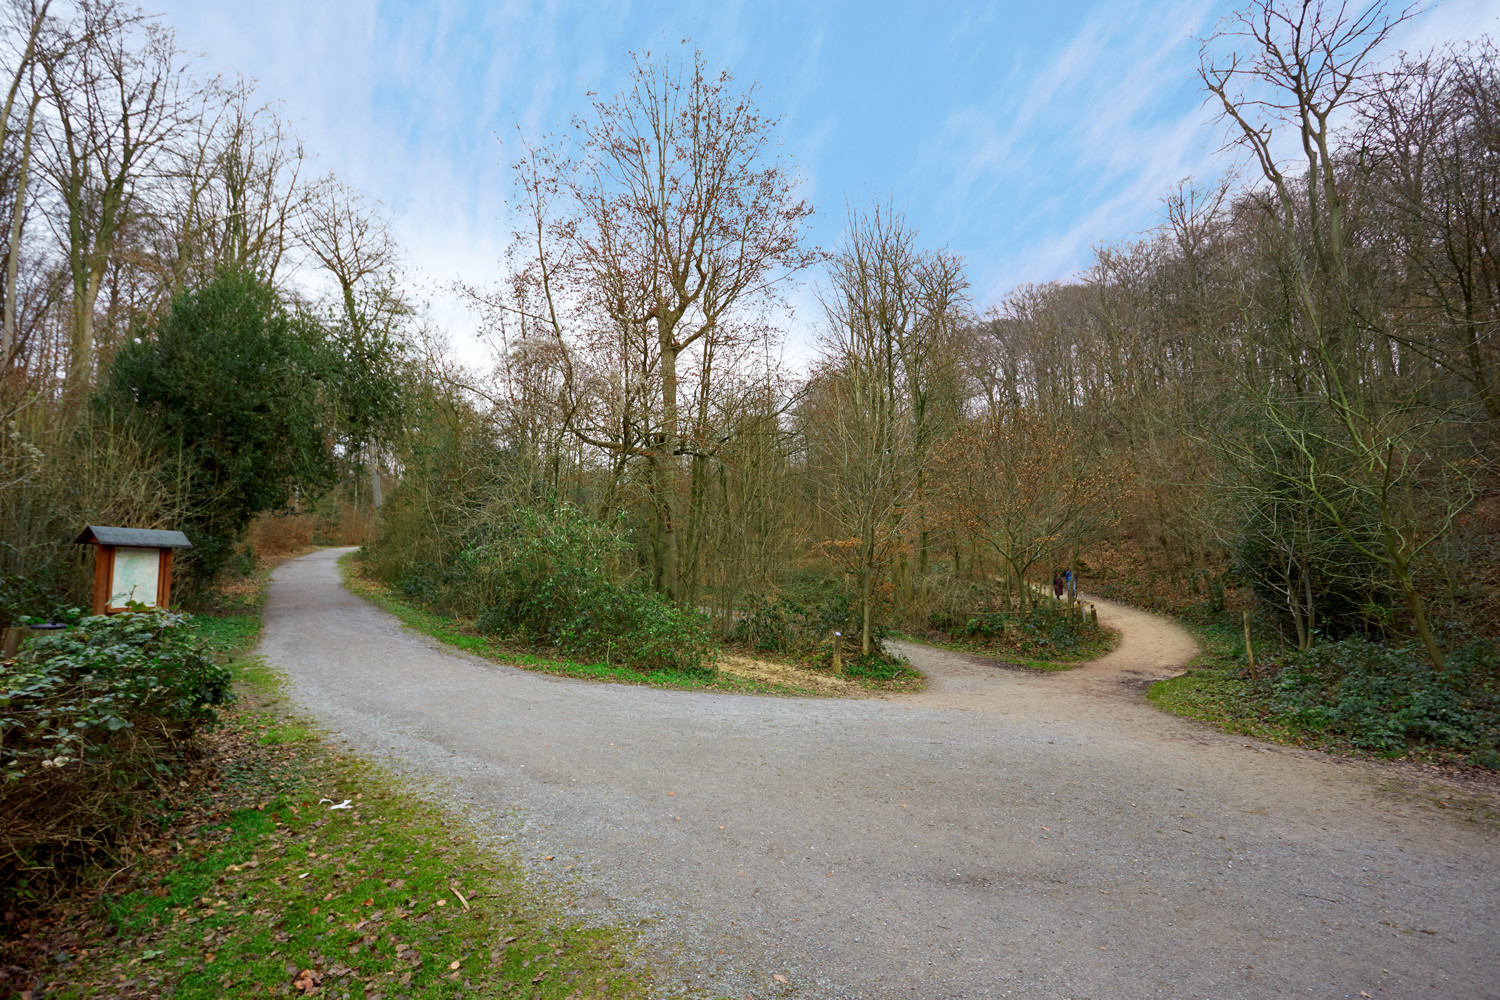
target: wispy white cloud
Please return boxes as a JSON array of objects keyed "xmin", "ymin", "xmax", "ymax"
[{"xmin": 154, "ymin": 0, "xmax": 1499, "ymax": 365}]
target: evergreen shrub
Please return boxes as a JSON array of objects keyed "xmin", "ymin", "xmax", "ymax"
[
  {"xmin": 1265, "ymin": 634, "xmax": 1500, "ymax": 765},
  {"xmin": 955, "ymin": 602, "xmax": 1112, "ymax": 658},
  {"xmin": 0, "ymin": 611, "xmax": 232, "ymax": 901},
  {"xmin": 395, "ymin": 504, "xmax": 713, "ymax": 675}
]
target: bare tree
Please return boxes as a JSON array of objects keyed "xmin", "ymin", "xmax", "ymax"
[
  {"xmin": 812, "ymin": 205, "xmax": 966, "ymax": 654},
  {"xmin": 300, "ymin": 176, "xmax": 406, "ymax": 506},
  {"xmin": 505, "ymin": 47, "xmax": 816, "ymax": 602},
  {"xmin": 1363, "ymin": 44, "xmax": 1500, "ymax": 419},
  {"xmin": 933, "ymin": 407, "xmax": 1114, "ymax": 612},
  {"xmin": 0, "ymin": 0, "xmax": 55, "ymax": 367},
  {"xmin": 1200, "ymin": 0, "xmax": 1462, "ymax": 667},
  {"xmin": 152, "ymin": 77, "xmax": 311, "ymax": 296},
  {"xmin": 36, "ymin": 1, "xmax": 193, "ymax": 387}
]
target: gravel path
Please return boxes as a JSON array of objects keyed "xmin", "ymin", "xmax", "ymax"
[{"xmin": 260, "ymin": 548, "xmax": 1499, "ymax": 999}]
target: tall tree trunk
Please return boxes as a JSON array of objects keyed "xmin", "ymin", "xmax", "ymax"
[
  {"xmin": 2, "ymin": 99, "xmax": 37, "ymax": 366},
  {"xmin": 368, "ymin": 441, "xmax": 383, "ymax": 508},
  {"xmin": 860, "ymin": 555, "xmax": 874, "ymax": 657},
  {"xmin": 657, "ymin": 339, "xmax": 682, "ymax": 602},
  {"xmin": 68, "ymin": 270, "xmax": 97, "ymax": 388},
  {"xmin": 1386, "ymin": 528, "xmax": 1444, "ymax": 670}
]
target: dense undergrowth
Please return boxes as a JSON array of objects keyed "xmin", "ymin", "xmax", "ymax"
[
  {"xmin": 368, "ymin": 498, "xmax": 922, "ymax": 688},
  {"xmin": 727, "ymin": 588, "xmax": 914, "ymax": 680},
  {"xmin": 1151, "ymin": 614, "xmax": 1500, "ymax": 768},
  {"xmin": 344, "ymin": 553, "xmax": 915, "ymax": 695},
  {"xmin": 373, "ymin": 503, "xmax": 714, "ymax": 676},
  {"xmin": 0, "ymin": 611, "xmax": 234, "ymax": 908},
  {"xmin": 920, "ymin": 601, "xmax": 1118, "ymax": 665}
]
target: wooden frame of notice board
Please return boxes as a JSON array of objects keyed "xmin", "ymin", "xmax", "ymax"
[{"xmin": 73, "ymin": 526, "xmax": 193, "ymax": 614}]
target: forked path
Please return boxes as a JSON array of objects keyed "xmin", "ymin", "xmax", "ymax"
[{"xmin": 261, "ymin": 549, "xmax": 1499, "ymax": 999}]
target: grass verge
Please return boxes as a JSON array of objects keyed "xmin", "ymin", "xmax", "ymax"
[
  {"xmin": 891, "ymin": 621, "xmax": 1120, "ymax": 672},
  {"xmin": 12, "ymin": 569, "xmax": 654, "ymax": 1000},
  {"xmin": 894, "ymin": 631, "xmax": 1106, "ymax": 672},
  {"xmin": 339, "ymin": 553, "xmax": 907, "ymax": 697},
  {"xmin": 55, "ymin": 725, "xmax": 649, "ymax": 999},
  {"xmin": 1145, "ymin": 619, "xmax": 1316, "ymax": 746}
]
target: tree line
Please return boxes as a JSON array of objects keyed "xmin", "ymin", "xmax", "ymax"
[
  {"xmin": 372, "ymin": 3, "xmax": 1494, "ymax": 672},
  {"xmin": 1, "ymin": 0, "xmax": 1492, "ymax": 676}
]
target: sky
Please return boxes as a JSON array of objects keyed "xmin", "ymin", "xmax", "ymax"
[{"xmin": 155, "ymin": 0, "xmax": 1500, "ymax": 366}]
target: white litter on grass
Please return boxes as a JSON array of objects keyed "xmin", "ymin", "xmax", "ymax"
[{"xmin": 318, "ymin": 798, "xmax": 354, "ymax": 810}]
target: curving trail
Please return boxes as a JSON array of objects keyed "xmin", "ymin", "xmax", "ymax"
[
  {"xmin": 260, "ymin": 549, "xmax": 1499, "ymax": 1000},
  {"xmin": 894, "ymin": 594, "xmax": 1198, "ymax": 715}
]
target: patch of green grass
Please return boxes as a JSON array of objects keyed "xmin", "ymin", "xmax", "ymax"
[
  {"xmin": 187, "ymin": 611, "xmax": 263, "ymax": 659},
  {"xmin": 235, "ymin": 656, "xmax": 285, "ymax": 701},
  {"xmin": 60, "ymin": 738, "xmax": 648, "ymax": 999},
  {"xmin": 1146, "ymin": 619, "xmax": 1315, "ymax": 744},
  {"xmin": 254, "ymin": 720, "xmax": 316, "ymax": 746},
  {"xmin": 340, "ymin": 554, "xmax": 827, "ymax": 697}
]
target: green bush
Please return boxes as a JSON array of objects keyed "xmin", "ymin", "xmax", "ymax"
[
  {"xmin": 397, "ymin": 504, "xmax": 713, "ymax": 675},
  {"xmin": 731, "ymin": 591, "xmax": 857, "ymax": 659},
  {"xmin": 0, "ymin": 610, "xmax": 233, "ymax": 901},
  {"xmin": 728, "ymin": 590, "xmax": 912, "ymax": 677},
  {"xmin": 553, "ymin": 585, "xmax": 712, "ymax": 674},
  {"xmin": 956, "ymin": 602, "xmax": 1112, "ymax": 659},
  {"xmin": 1265, "ymin": 636, "xmax": 1499, "ymax": 764}
]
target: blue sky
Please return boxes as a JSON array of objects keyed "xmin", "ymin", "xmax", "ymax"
[{"xmin": 158, "ymin": 0, "xmax": 1498, "ymax": 363}]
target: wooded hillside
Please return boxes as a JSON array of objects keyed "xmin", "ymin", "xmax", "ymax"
[{"xmin": 376, "ymin": 5, "xmax": 1498, "ymax": 682}]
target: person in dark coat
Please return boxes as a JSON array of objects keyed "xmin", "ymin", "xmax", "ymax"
[{"xmin": 1053, "ymin": 572, "xmax": 1065, "ymax": 599}]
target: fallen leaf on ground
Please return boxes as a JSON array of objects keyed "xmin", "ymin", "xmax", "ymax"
[{"xmin": 773, "ymin": 972, "xmax": 788, "ymax": 983}]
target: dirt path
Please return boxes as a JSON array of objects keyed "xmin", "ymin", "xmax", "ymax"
[
  {"xmin": 892, "ymin": 594, "xmax": 1198, "ymax": 715},
  {"xmin": 261, "ymin": 550, "xmax": 1499, "ymax": 999}
]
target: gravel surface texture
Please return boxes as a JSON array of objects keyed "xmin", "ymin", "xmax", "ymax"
[{"xmin": 260, "ymin": 548, "xmax": 1500, "ymax": 999}]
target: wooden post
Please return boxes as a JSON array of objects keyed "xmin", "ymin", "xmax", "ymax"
[
  {"xmin": 1243, "ymin": 611, "xmax": 1257, "ymax": 682},
  {"xmin": 2, "ymin": 626, "xmax": 22, "ymax": 659},
  {"xmin": 831, "ymin": 631, "xmax": 843, "ymax": 675},
  {"xmin": 92, "ymin": 546, "xmax": 112, "ymax": 615},
  {"xmin": 158, "ymin": 548, "xmax": 174, "ymax": 608}
]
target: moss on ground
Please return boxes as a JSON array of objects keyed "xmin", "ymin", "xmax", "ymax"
[{"xmin": 56, "ymin": 719, "xmax": 650, "ymax": 999}]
